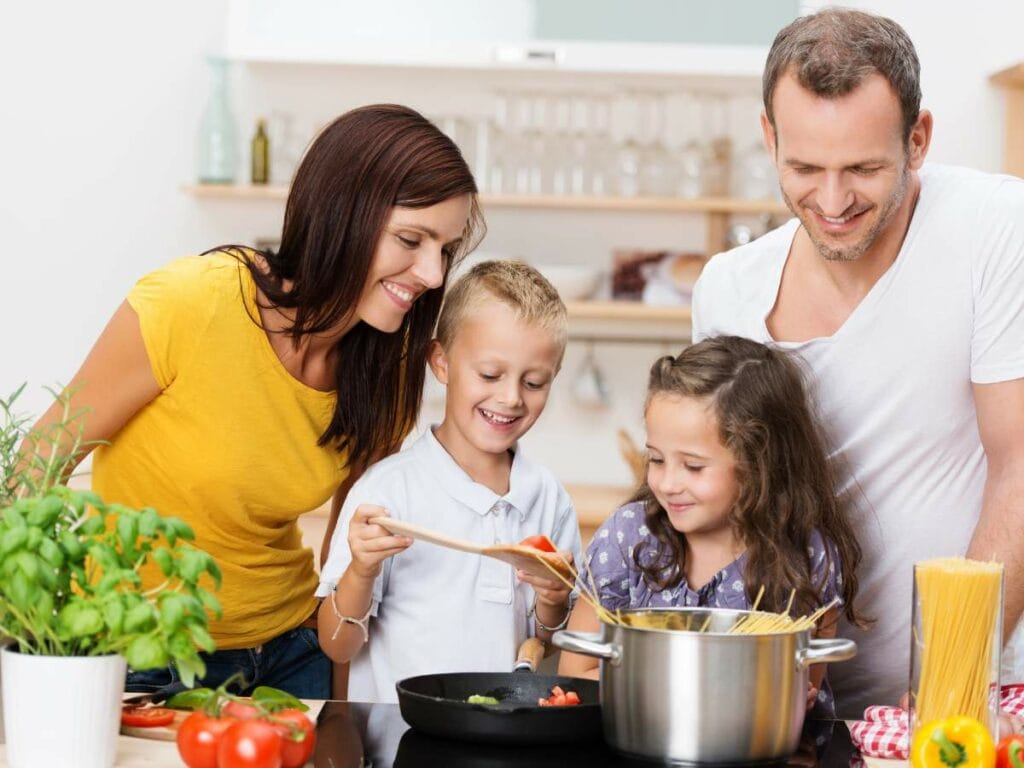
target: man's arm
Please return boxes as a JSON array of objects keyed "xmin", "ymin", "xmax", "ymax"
[{"xmin": 965, "ymin": 378, "xmax": 1024, "ymax": 643}]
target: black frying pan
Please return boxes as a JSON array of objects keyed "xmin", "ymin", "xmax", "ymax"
[{"xmin": 396, "ymin": 670, "xmax": 601, "ymax": 745}]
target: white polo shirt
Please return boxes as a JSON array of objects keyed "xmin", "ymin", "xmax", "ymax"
[{"xmin": 317, "ymin": 427, "xmax": 583, "ymax": 703}]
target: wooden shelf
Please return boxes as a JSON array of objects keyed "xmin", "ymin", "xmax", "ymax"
[
  {"xmin": 182, "ymin": 184, "xmax": 788, "ymax": 216},
  {"xmin": 566, "ymin": 300, "xmax": 689, "ymax": 323},
  {"xmin": 185, "ymin": 183, "xmax": 289, "ymax": 199},
  {"xmin": 565, "ymin": 300, "xmax": 691, "ymax": 343}
]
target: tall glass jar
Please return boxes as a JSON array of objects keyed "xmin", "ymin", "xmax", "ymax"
[
  {"xmin": 196, "ymin": 56, "xmax": 239, "ymax": 184},
  {"xmin": 909, "ymin": 558, "xmax": 1003, "ymax": 738}
]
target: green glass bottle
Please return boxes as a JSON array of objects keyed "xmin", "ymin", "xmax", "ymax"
[{"xmin": 251, "ymin": 118, "xmax": 269, "ymax": 185}]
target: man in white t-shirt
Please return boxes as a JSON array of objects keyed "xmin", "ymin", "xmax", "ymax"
[{"xmin": 692, "ymin": 8, "xmax": 1024, "ymax": 716}]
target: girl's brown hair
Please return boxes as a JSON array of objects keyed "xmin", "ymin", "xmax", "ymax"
[
  {"xmin": 633, "ymin": 335, "xmax": 865, "ymax": 626},
  {"xmin": 222, "ymin": 105, "xmax": 484, "ymax": 468}
]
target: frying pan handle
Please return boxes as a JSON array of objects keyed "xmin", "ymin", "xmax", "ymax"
[
  {"xmin": 514, "ymin": 637, "xmax": 546, "ymax": 672},
  {"xmin": 795, "ymin": 637, "xmax": 857, "ymax": 669},
  {"xmin": 551, "ymin": 630, "xmax": 622, "ymax": 667}
]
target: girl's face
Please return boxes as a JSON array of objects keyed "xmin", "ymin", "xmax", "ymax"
[
  {"xmin": 645, "ymin": 393, "xmax": 740, "ymax": 545},
  {"xmin": 355, "ymin": 195, "xmax": 472, "ymax": 334}
]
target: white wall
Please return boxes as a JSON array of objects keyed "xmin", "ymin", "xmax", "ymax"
[
  {"xmin": 2, "ymin": 2, "xmax": 1020, "ymax": 486},
  {"xmin": 800, "ymin": 1, "xmax": 1023, "ymax": 174}
]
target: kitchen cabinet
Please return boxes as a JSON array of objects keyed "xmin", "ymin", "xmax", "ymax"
[
  {"xmin": 223, "ymin": 0, "xmax": 795, "ymax": 77},
  {"xmin": 990, "ymin": 62, "xmax": 1024, "ymax": 178}
]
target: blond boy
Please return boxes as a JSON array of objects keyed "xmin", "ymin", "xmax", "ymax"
[{"xmin": 316, "ymin": 261, "xmax": 582, "ymax": 702}]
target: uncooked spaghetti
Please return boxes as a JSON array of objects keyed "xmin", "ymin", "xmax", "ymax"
[{"xmin": 912, "ymin": 557, "xmax": 1003, "ymax": 727}]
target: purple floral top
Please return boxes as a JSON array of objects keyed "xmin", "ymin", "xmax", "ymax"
[{"xmin": 585, "ymin": 501, "xmax": 846, "ymax": 720}]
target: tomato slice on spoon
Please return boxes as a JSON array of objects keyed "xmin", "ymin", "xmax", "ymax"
[{"xmin": 519, "ymin": 535, "xmax": 557, "ymax": 553}]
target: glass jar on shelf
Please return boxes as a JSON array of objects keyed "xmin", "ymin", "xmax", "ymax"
[{"xmin": 196, "ymin": 56, "xmax": 240, "ymax": 184}]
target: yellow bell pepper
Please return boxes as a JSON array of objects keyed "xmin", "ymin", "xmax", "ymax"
[{"xmin": 911, "ymin": 716, "xmax": 995, "ymax": 768}]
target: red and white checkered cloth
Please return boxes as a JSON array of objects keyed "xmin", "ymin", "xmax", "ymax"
[{"xmin": 848, "ymin": 685, "xmax": 1024, "ymax": 760}]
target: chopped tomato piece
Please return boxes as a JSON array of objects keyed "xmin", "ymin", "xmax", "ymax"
[
  {"xmin": 519, "ymin": 535, "xmax": 557, "ymax": 553},
  {"xmin": 121, "ymin": 706, "xmax": 177, "ymax": 728},
  {"xmin": 537, "ymin": 685, "xmax": 581, "ymax": 707}
]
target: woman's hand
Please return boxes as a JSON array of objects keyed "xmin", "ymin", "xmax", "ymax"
[{"xmin": 347, "ymin": 504, "xmax": 412, "ymax": 580}]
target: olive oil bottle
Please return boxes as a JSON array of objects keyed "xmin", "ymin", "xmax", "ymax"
[{"xmin": 251, "ymin": 118, "xmax": 269, "ymax": 185}]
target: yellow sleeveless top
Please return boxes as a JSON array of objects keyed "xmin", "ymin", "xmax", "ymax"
[{"xmin": 92, "ymin": 252, "xmax": 348, "ymax": 649}]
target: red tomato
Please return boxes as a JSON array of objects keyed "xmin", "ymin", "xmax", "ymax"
[
  {"xmin": 218, "ymin": 720, "xmax": 283, "ymax": 768},
  {"xmin": 271, "ymin": 709, "xmax": 317, "ymax": 768},
  {"xmin": 176, "ymin": 711, "xmax": 236, "ymax": 768},
  {"xmin": 537, "ymin": 685, "xmax": 581, "ymax": 707},
  {"xmin": 519, "ymin": 535, "xmax": 557, "ymax": 553},
  {"xmin": 997, "ymin": 735, "xmax": 1024, "ymax": 768},
  {"xmin": 121, "ymin": 705, "xmax": 176, "ymax": 728},
  {"xmin": 222, "ymin": 699, "xmax": 263, "ymax": 720}
]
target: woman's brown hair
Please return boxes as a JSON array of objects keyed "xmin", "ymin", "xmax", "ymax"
[
  {"xmin": 633, "ymin": 335, "xmax": 865, "ymax": 626},
  {"xmin": 220, "ymin": 105, "xmax": 483, "ymax": 468}
]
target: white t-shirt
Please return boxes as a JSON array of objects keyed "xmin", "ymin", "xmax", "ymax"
[
  {"xmin": 691, "ymin": 164, "xmax": 1024, "ymax": 717},
  {"xmin": 317, "ymin": 427, "xmax": 583, "ymax": 703}
]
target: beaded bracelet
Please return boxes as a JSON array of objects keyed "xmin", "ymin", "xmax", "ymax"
[{"xmin": 330, "ymin": 588, "xmax": 372, "ymax": 643}]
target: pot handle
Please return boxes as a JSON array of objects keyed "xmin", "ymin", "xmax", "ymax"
[
  {"xmin": 795, "ymin": 637, "xmax": 857, "ymax": 669},
  {"xmin": 552, "ymin": 630, "xmax": 623, "ymax": 666}
]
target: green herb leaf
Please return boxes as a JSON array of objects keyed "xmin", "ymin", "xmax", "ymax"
[
  {"xmin": 0, "ymin": 526, "xmax": 28, "ymax": 555},
  {"xmin": 58, "ymin": 602, "xmax": 104, "ymax": 637},
  {"xmin": 123, "ymin": 635, "xmax": 169, "ymax": 671},
  {"xmin": 38, "ymin": 538, "xmax": 64, "ymax": 568},
  {"xmin": 26, "ymin": 495, "xmax": 63, "ymax": 527},
  {"xmin": 78, "ymin": 514, "xmax": 105, "ymax": 537},
  {"xmin": 152, "ymin": 548, "xmax": 173, "ymax": 577},
  {"xmin": 124, "ymin": 602, "xmax": 156, "ymax": 633}
]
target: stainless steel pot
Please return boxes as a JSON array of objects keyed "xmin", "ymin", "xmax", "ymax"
[{"xmin": 552, "ymin": 607, "xmax": 856, "ymax": 765}]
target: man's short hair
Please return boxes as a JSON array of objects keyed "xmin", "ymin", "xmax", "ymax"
[
  {"xmin": 763, "ymin": 8, "xmax": 921, "ymax": 141},
  {"xmin": 436, "ymin": 260, "xmax": 568, "ymax": 356}
]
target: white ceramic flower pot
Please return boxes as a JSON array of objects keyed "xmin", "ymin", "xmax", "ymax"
[{"xmin": 1, "ymin": 646, "xmax": 127, "ymax": 768}]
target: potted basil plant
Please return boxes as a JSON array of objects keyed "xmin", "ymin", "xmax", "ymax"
[{"xmin": 0, "ymin": 385, "xmax": 222, "ymax": 768}]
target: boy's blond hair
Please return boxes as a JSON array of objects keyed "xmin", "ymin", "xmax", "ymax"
[{"xmin": 436, "ymin": 260, "xmax": 568, "ymax": 356}]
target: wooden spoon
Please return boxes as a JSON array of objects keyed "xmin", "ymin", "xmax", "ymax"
[{"xmin": 370, "ymin": 516, "xmax": 574, "ymax": 582}]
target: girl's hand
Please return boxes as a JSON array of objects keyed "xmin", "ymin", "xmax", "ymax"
[
  {"xmin": 517, "ymin": 552, "xmax": 575, "ymax": 609},
  {"xmin": 347, "ymin": 504, "xmax": 412, "ymax": 580},
  {"xmin": 806, "ymin": 683, "xmax": 818, "ymax": 709}
]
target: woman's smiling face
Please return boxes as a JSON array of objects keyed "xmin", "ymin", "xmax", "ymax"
[{"xmin": 355, "ymin": 195, "xmax": 471, "ymax": 334}]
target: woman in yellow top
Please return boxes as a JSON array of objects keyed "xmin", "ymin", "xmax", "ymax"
[{"xmin": 30, "ymin": 104, "xmax": 484, "ymax": 698}]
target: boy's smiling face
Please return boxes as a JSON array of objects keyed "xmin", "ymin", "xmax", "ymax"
[{"xmin": 429, "ymin": 300, "xmax": 563, "ymax": 466}]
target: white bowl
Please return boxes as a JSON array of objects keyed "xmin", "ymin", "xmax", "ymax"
[{"xmin": 536, "ymin": 264, "xmax": 602, "ymax": 301}]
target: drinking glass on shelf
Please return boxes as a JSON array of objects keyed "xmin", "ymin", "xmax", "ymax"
[
  {"xmin": 565, "ymin": 95, "xmax": 590, "ymax": 197},
  {"xmin": 487, "ymin": 92, "xmax": 515, "ymax": 195},
  {"xmin": 674, "ymin": 92, "xmax": 706, "ymax": 199},
  {"xmin": 615, "ymin": 91, "xmax": 643, "ymax": 198},
  {"xmin": 546, "ymin": 93, "xmax": 573, "ymax": 196},
  {"xmin": 733, "ymin": 140, "xmax": 779, "ymax": 201},
  {"xmin": 638, "ymin": 91, "xmax": 676, "ymax": 198},
  {"xmin": 587, "ymin": 94, "xmax": 615, "ymax": 197},
  {"xmin": 267, "ymin": 110, "xmax": 303, "ymax": 186},
  {"xmin": 699, "ymin": 92, "xmax": 732, "ymax": 197}
]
